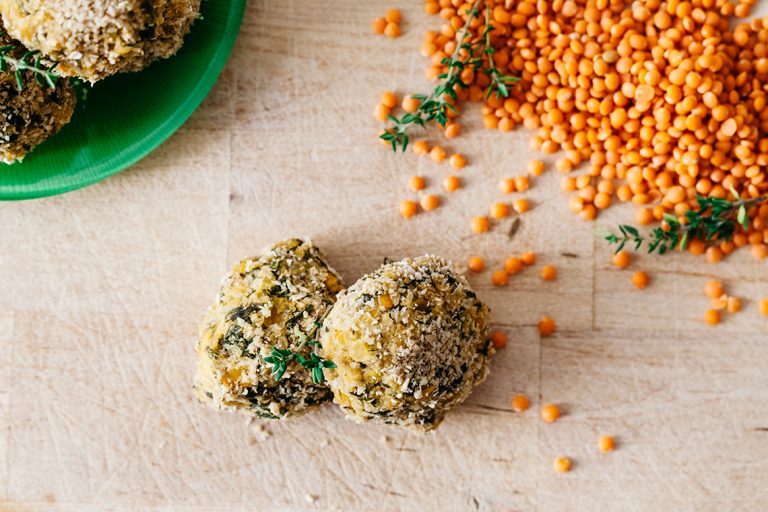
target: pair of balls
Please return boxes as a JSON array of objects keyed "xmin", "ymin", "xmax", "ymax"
[{"xmin": 195, "ymin": 239, "xmax": 494, "ymax": 431}]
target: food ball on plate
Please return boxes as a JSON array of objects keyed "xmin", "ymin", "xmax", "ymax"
[
  {"xmin": 195, "ymin": 239, "xmax": 343, "ymax": 419},
  {"xmin": 1, "ymin": 26, "xmax": 76, "ymax": 164},
  {"xmin": 319, "ymin": 255, "xmax": 493, "ymax": 431},
  {"xmin": 0, "ymin": 0, "xmax": 201, "ymax": 82}
]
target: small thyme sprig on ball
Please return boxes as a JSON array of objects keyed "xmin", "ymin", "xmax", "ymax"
[
  {"xmin": 262, "ymin": 323, "xmax": 336, "ymax": 384},
  {"xmin": 598, "ymin": 191, "xmax": 768, "ymax": 255},
  {"xmin": 380, "ymin": 0, "xmax": 519, "ymax": 152},
  {"xmin": 0, "ymin": 31, "xmax": 59, "ymax": 91}
]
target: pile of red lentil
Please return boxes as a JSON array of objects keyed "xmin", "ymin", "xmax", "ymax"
[
  {"xmin": 371, "ymin": 4, "xmax": 768, "ymax": 473},
  {"xmin": 385, "ymin": 0, "xmax": 768, "ymax": 262}
]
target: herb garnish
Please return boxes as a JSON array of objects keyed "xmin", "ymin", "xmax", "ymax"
[
  {"xmin": 263, "ymin": 322, "xmax": 335, "ymax": 384},
  {"xmin": 599, "ymin": 191, "xmax": 768, "ymax": 254},
  {"xmin": 380, "ymin": 0, "xmax": 519, "ymax": 152},
  {"xmin": 481, "ymin": 5, "xmax": 518, "ymax": 100},
  {"xmin": 0, "ymin": 31, "xmax": 59, "ymax": 90}
]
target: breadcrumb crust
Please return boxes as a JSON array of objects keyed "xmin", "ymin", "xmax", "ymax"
[
  {"xmin": 1, "ymin": 0, "xmax": 201, "ymax": 82},
  {"xmin": 320, "ymin": 255, "xmax": 493, "ymax": 432},
  {"xmin": 0, "ymin": 24, "xmax": 75, "ymax": 163},
  {"xmin": 195, "ymin": 239, "xmax": 343, "ymax": 419}
]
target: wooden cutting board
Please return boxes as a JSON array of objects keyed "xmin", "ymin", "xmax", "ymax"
[{"xmin": 1, "ymin": 1, "xmax": 767, "ymax": 510}]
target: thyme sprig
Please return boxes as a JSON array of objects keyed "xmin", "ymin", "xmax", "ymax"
[
  {"xmin": 262, "ymin": 322, "xmax": 336, "ymax": 384},
  {"xmin": 599, "ymin": 192, "xmax": 768, "ymax": 255},
  {"xmin": 0, "ymin": 31, "xmax": 59, "ymax": 91},
  {"xmin": 380, "ymin": 0, "xmax": 518, "ymax": 152},
  {"xmin": 482, "ymin": 5, "xmax": 519, "ymax": 100}
]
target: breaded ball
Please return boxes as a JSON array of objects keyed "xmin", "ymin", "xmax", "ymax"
[
  {"xmin": 195, "ymin": 239, "xmax": 343, "ymax": 419},
  {"xmin": 0, "ymin": 0, "xmax": 201, "ymax": 82},
  {"xmin": 1, "ymin": 26, "xmax": 75, "ymax": 164},
  {"xmin": 319, "ymin": 256, "xmax": 493, "ymax": 431}
]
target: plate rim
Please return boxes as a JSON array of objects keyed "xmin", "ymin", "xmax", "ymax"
[{"xmin": 1, "ymin": 0, "xmax": 247, "ymax": 201}]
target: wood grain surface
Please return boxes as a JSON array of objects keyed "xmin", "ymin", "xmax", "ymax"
[{"xmin": 2, "ymin": 1, "xmax": 768, "ymax": 510}]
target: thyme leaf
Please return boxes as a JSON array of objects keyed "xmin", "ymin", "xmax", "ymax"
[
  {"xmin": 599, "ymin": 194, "xmax": 768, "ymax": 254},
  {"xmin": 261, "ymin": 323, "xmax": 334, "ymax": 384},
  {"xmin": 0, "ymin": 31, "xmax": 59, "ymax": 91}
]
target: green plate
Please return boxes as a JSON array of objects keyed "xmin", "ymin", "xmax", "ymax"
[{"xmin": 0, "ymin": 0, "xmax": 246, "ymax": 200}]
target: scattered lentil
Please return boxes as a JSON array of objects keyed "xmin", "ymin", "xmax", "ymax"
[
  {"xmin": 491, "ymin": 270, "xmax": 509, "ymax": 287},
  {"xmin": 468, "ymin": 256, "xmax": 485, "ymax": 273},
  {"xmin": 612, "ymin": 250, "xmax": 631, "ymax": 269},
  {"xmin": 374, "ymin": 104, "xmax": 391, "ymax": 122},
  {"xmin": 726, "ymin": 296, "xmax": 742, "ymax": 314},
  {"xmin": 541, "ymin": 404, "xmax": 561, "ymax": 423},
  {"xmin": 553, "ymin": 457, "xmax": 572, "ymax": 473},
  {"xmin": 381, "ymin": 91, "xmax": 398, "ymax": 109},
  {"xmin": 490, "ymin": 331, "xmax": 507, "ymax": 349},
  {"xmin": 514, "ymin": 176, "xmax": 530, "ymax": 192},
  {"xmin": 528, "ymin": 160, "xmax": 545, "ymax": 176},
  {"xmin": 471, "ymin": 216, "xmax": 491, "ymax": 234},
  {"xmin": 499, "ymin": 178, "xmax": 516, "ymax": 194},
  {"xmin": 413, "ymin": 140, "xmax": 430, "ymax": 156},
  {"xmin": 513, "ymin": 198, "xmax": 530, "ymax": 214},
  {"xmin": 420, "ymin": 194, "xmax": 440, "ymax": 211},
  {"xmin": 385, "ymin": 8, "xmax": 401, "ymax": 24},
  {"xmin": 491, "ymin": 202, "xmax": 510, "ymax": 219},
  {"xmin": 521, "ymin": 252, "xmax": 537, "ymax": 266},
  {"xmin": 538, "ymin": 316, "xmax": 556, "ymax": 337},
  {"xmin": 402, "ymin": 95, "xmax": 421, "ymax": 113},
  {"xmin": 384, "ymin": 22, "xmax": 401, "ymax": 38},
  {"xmin": 632, "ymin": 271, "xmax": 650, "ymax": 289},
  {"xmin": 511, "ymin": 394, "xmax": 530, "ymax": 413},
  {"xmin": 704, "ymin": 309, "xmax": 721, "ymax": 325},
  {"xmin": 598, "ymin": 436, "xmax": 616, "ymax": 453},
  {"xmin": 540, "ymin": 265, "xmax": 557, "ymax": 281},
  {"xmin": 504, "ymin": 256, "xmax": 523, "ymax": 275},
  {"xmin": 450, "ymin": 153, "xmax": 467, "ymax": 169},
  {"xmin": 444, "ymin": 175, "xmax": 461, "ymax": 192},
  {"xmin": 430, "ymin": 145, "xmax": 447, "ymax": 163},
  {"xmin": 705, "ymin": 280, "xmax": 724, "ymax": 299},
  {"xmin": 371, "ymin": 18, "xmax": 387, "ymax": 35},
  {"xmin": 409, "ymin": 175, "xmax": 426, "ymax": 191},
  {"xmin": 710, "ymin": 295, "xmax": 728, "ymax": 311},
  {"xmin": 445, "ymin": 123, "xmax": 461, "ymax": 139},
  {"xmin": 400, "ymin": 200, "xmax": 418, "ymax": 218}
]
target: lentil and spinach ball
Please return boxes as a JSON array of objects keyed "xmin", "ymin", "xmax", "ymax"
[
  {"xmin": 319, "ymin": 256, "xmax": 493, "ymax": 432},
  {"xmin": 0, "ymin": 0, "xmax": 201, "ymax": 82},
  {"xmin": 195, "ymin": 239, "xmax": 343, "ymax": 419},
  {"xmin": 0, "ymin": 25, "xmax": 75, "ymax": 164}
]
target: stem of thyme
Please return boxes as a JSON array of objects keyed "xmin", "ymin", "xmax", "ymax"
[
  {"xmin": 262, "ymin": 322, "xmax": 336, "ymax": 384},
  {"xmin": 0, "ymin": 31, "xmax": 59, "ymax": 91},
  {"xmin": 598, "ymin": 192, "xmax": 768, "ymax": 255},
  {"xmin": 380, "ymin": 0, "xmax": 518, "ymax": 152},
  {"xmin": 483, "ymin": 5, "xmax": 519, "ymax": 100}
]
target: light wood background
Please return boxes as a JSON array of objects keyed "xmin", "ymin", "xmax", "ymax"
[{"xmin": 2, "ymin": 1, "xmax": 768, "ymax": 510}]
